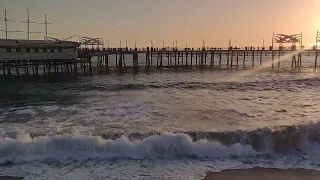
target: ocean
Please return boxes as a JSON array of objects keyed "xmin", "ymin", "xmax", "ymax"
[{"xmin": 1, "ymin": 55, "xmax": 320, "ymax": 179}]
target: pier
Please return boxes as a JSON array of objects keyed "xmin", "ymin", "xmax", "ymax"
[
  {"xmin": 0, "ymin": 46, "xmax": 320, "ymax": 76},
  {"xmin": 92, "ymin": 47, "xmax": 309, "ymax": 71},
  {"xmin": 0, "ymin": 58, "xmax": 91, "ymax": 76},
  {"xmin": 0, "ymin": 8, "xmax": 319, "ymax": 77},
  {"xmin": 0, "ymin": 32, "xmax": 320, "ymax": 76}
]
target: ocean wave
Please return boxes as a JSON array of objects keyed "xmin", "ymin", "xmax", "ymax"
[
  {"xmin": 74, "ymin": 77, "xmax": 320, "ymax": 92},
  {"xmin": 1, "ymin": 122, "xmax": 320, "ymax": 165},
  {"xmin": 0, "ymin": 133, "xmax": 256, "ymax": 165},
  {"xmin": 97, "ymin": 122, "xmax": 320, "ymax": 153}
]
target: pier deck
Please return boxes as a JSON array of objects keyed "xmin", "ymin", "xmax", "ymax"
[{"xmin": 0, "ymin": 47, "xmax": 319, "ymax": 76}]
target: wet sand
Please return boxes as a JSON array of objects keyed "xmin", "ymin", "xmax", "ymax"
[
  {"xmin": 0, "ymin": 176, "xmax": 24, "ymax": 180},
  {"xmin": 202, "ymin": 168, "xmax": 320, "ymax": 180}
]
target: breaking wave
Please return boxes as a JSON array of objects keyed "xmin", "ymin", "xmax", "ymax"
[
  {"xmin": 1, "ymin": 122, "xmax": 320, "ymax": 165},
  {"xmin": 0, "ymin": 133, "xmax": 256, "ymax": 165},
  {"xmin": 100, "ymin": 122, "xmax": 320, "ymax": 152}
]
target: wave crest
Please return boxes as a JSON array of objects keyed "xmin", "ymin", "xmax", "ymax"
[
  {"xmin": 2, "ymin": 122, "xmax": 320, "ymax": 165},
  {"xmin": 100, "ymin": 122, "xmax": 320, "ymax": 152},
  {"xmin": 0, "ymin": 132, "xmax": 256, "ymax": 165}
]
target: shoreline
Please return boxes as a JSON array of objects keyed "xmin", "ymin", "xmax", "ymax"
[
  {"xmin": 0, "ymin": 177, "xmax": 24, "ymax": 180},
  {"xmin": 202, "ymin": 168, "xmax": 320, "ymax": 180},
  {"xmin": 2, "ymin": 168, "xmax": 320, "ymax": 180}
]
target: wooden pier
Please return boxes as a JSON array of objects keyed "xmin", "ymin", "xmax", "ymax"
[
  {"xmin": 91, "ymin": 46, "xmax": 319, "ymax": 73},
  {"xmin": 0, "ymin": 58, "xmax": 92, "ymax": 76},
  {"xmin": 0, "ymin": 46, "xmax": 319, "ymax": 76}
]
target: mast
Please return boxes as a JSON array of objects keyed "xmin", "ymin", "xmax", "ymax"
[
  {"xmin": 45, "ymin": 14, "xmax": 48, "ymax": 40},
  {"xmin": 4, "ymin": 10, "xmax": 7, "ymax": 39},
  {"xmin": 316, "ymin": 30, "xmax": 318, "ymax": 50},
  {"xmin": 39, "ymin": 14, "xmax": 52, "ymax": 40},
  {"xmin": 300, "ymin": 32, "xmax": 303, "ymax": 48},
  {"xmin": 27, "ymin": 8, "xmax": 30, "ymax": 40},
  {"xmin": 272, "ymin": 32, "xmax": 274, "ymax": 49}
]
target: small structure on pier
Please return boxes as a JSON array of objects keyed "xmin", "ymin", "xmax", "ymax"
[
  {"xmin": 0, "ymin": 38, "xmax": 83, "ymax": 76},
  {"xmin": 272, "ymin": 33, "xmax": 302, "ymax": 50},
  {"xmin": 272, "ymin": 32, "xmax": 303, "ymax": 69},
  {"xmin": 0, "ymin": 9, "xmax": 92, "ymax": 76},
  {"xmin": 80, "ymin": 37, "xmax": 104, "ymax": 50}
]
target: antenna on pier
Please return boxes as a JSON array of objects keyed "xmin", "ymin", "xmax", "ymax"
[
  {"xmin": 271, "ymin": 32, "xmax": 274, "ymax": 49},
  {"xmin": 20, "ymin": 8, "xmax": 37, "ymax": 40},
  {"xmin": 4, "ymin": 10, "xmax": 7, "ymax": 39},
  {"xmin": 39, "ymin": 14, "xmax": 53, "ymax": 40},
  {"xmin": 316, "ymin": 30, "xmax": 320, "ymax": 50},
  {"xmin": 27, "ymin": 8, "xmax": 30, "ymax": 39},
  {"xmin": 1, "ymin": 9, "xmax": 55, "ymax": 40},
  {"xmin": 300, "ymin": 32, "xmax": 303, "ymax": 48},
  {"xmin": 0, "ymin": 10, "xmax": 16, "ymax": 39}
]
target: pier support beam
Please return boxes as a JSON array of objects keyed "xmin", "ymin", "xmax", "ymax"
[
  {"xmin": 252, "ymin": 50, "xmax": 255, "ymax": 67},
  {"xmin": 236, "ymin": 50, "xmax": 239, "ymax": 68}
]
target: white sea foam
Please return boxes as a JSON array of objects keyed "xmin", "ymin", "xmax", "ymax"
[{"xmin": 0, "ymin": 133, "xmax": 257, "ymax": 164}]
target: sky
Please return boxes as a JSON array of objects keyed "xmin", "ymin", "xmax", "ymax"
[{"xmin": 0, "ymin": 0, "xmax": 320, "ymax": 48}]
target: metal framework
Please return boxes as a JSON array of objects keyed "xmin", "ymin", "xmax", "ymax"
[
  {"xmin": 80, "ymin": 37, "xmax": 104, "ymax": 49},
  {"xmin": 272, "ymin": 32, "xmax": 302, "ymax": 50}
]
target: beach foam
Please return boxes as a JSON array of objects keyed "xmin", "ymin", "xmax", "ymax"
[
  {"xmin": 2, "ymin": 122, "xmax": 320, "ymax": 165},
  {"xmin": 0, "ymin": 132, "xmax": 257, "ymax": 165}
]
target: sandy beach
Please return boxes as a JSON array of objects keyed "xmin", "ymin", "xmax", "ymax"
[{"xmin": 202, "ymin": 168, "xmax": 320, "ymax": 180}]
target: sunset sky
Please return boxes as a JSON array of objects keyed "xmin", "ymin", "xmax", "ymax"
[{"xmin": 1, "ymin": 0, "xmax": 320, "ymax": 48}]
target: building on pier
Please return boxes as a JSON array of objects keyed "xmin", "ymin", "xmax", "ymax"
[{"xmin": 0, "ymin": 38, "xmax": 80, "ymax": 61}]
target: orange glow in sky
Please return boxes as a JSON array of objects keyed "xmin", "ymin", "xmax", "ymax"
[{"xmin": 1, "ymin": 0, "xmax": 320, "ymax": 48}]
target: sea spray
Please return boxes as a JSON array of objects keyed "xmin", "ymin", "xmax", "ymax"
[
  {"xmin": 1, "ymin": 122, "xmax": 320, "ymax": 165},
  {"xmin": 0, "ymin": 133, "xmax": 257, "ymax": 165}
]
